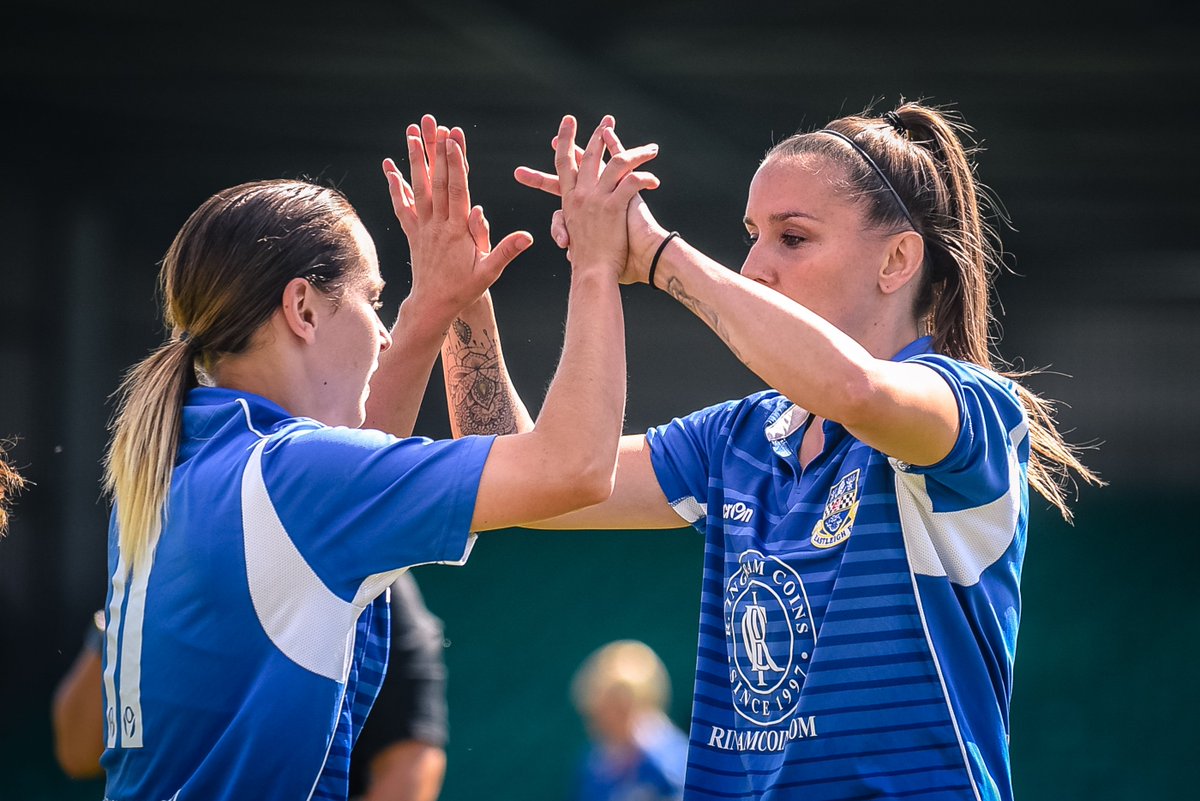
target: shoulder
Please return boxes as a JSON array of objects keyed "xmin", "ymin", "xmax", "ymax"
[
  {"xmin": 652, "ymin": 390, "xmax": 790, "ymax": 440},
  {"xmin": 253, "ymin": 425, "xmax": 494, "ymax": 514},
  {"xmin": 904, "ymin": 354, "xmax": 1021, "ymax": 408}
]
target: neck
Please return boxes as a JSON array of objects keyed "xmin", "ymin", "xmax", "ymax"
[
  {"xmin": 213, "ymin": 354, "xmax": 301, "ymax": 418},
  {"xmin": 210, "ymin": 320, "xmax": 318, "ymax": 422},
  {"xmin": 849, "ymin": 311, "xmax": 922, "ymax": 361}
]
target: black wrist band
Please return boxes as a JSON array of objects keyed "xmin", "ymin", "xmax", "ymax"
[{"xmin": 647, "ymin": 231, "xmax": 679, "ymax": 291}]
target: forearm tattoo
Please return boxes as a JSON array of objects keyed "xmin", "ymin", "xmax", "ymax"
[
  {"xmin": 447, "ymin": 318, "xmax": 518, "ymax": 435},
  {"xmin": 663, "ymin": 276, "xmax": 745, "ymax": 362}
]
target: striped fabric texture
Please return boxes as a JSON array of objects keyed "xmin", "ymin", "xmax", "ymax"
[{"xmin": 646, "ymin": 338, "xmax": 1029, "ymax": 801}]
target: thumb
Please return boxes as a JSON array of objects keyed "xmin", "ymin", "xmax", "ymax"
[
  {"xmin": 468, "ymin": 205, "xmax": 492, "ymax": 253},
  {"xmin": 481, "ymin": 230, "xmax": 534, "ymax": 279},
  {"xmin": 551, "ymin": 210, "xmax": 569, "ymax": 250}
]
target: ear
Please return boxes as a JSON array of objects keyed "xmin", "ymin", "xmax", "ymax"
[
  {"xmin": 279, "ymin": 277, "xmax": 322, "ymax": 345},
  {"xmin": 878, "ymin": 231, "xmax": 925, "ymax": 295}
]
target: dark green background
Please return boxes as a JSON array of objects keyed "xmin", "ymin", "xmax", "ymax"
[
  {"xmin": 7, "ymin": 495, "xmax": 1195, "ymax": 799},
  {"xmin": 3, "ymin": 1, "xmax": 1197, "ymax": 798}
]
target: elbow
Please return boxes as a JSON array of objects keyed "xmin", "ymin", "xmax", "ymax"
[
  {"xmin": 571, "ymin": 457, "xmax": 617, "ymax": 508},
  {"xmin": 554, "ymin": 446, "xmax": 617, "ymax": 509},
  {"xmin": 830, "ymin": 365, "xmax": 879, "ymax": 430},
  {"xmin": 56, "ymin": 746, "xmax": 103, "ymax": 780}
]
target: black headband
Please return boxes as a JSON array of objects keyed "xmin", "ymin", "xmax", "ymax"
[{"xmin": 816, "ymin": 129, "xmax": 917, "ymax": 232}]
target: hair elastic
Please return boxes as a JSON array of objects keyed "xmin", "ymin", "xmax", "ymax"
[
  {"xmin": 648, "ymin": 231, "xmax": 679, "ymax": 291},
  {"xmin": 816, "ymin": 129, "xmax": 917, "ymax": 232},
  {"xmin": 177, "ymin": 330, "xmax": 201, "ymax": 353},
  {"xmin": 883, "ymin": 110, "xmax": 907, "ymax": 135}
]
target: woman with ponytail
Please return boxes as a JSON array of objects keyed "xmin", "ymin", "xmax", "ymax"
[
  {"xmin": 431, "ymin": 104, "xmax": 1101, "ymax": 801},
  {"xmin": 99, "ymin": 114, "xmax": 653, "ymax": 800}
]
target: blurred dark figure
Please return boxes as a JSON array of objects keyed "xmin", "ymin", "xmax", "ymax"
[
  {"xmin": 570, "ymin": 640, "xmax": 688, "ymax": 801},
  {"xmin": 51, "ymin": 573, "xmax": 449, "ymax": 801},
  {"xmin": 351, "ymin": 573, "xmax": 449, "ymax": 801}
]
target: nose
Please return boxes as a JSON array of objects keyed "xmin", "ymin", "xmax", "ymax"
[
  {"xmin": 739, "ymin": 249, "xmax": 771, "ymax": 286},
  {"xmin": 377, "ymin": 316, "xmax": 393, "ymax": 353}
]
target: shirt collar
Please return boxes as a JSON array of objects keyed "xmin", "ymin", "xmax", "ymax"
[
  {"xmin": 183, "ymin": 386, "xmax": 296, "ymax": 431},
  {"xmin": 890, "ymin": 335, "xmax": 934, "ymax": 362}
]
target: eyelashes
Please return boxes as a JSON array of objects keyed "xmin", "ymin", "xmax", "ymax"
[{"xmin": 742, "ymin": 233, "xmax": 806, "ymax": 248}]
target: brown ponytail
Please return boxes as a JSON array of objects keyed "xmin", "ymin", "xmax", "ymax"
[
  {"xmin": 767, "ymin": 102, "xmax": 1102, "ymax": 521},
  {"xmin": 104, "ymin": 340, "xmax": 197, "ymax": 566},
  {"xmin": 104, "ymin": 179, "xmax": 363, "ymax": 568}
]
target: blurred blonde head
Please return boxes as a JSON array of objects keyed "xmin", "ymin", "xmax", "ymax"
[{"xmin": 572, "ymin": 640, "xmax": 672, "ymax": 746}]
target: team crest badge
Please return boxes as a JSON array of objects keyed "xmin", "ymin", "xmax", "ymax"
[{"xmin": 811, "ymin": 469, "xmax": 860, "ymax": 549}]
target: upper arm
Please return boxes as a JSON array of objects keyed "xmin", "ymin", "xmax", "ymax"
[
  {"xmin": 516, "ymin": 435, "xmax": 687, "ymax": 531},
  {"xmin": 52, "ymin": 649, "xmax": 105, "ymax": 778},
  {"xmin": 841, "ymin": 359, "xmax": 962, "ymax": 468},
  {"xmin": 848, "ymin": 354, "xmax": 1027, "ymax": 514},
  {"xmin": 473, "ymin": 398, "xmax": 741, "ymax": 532},
  {"xmin": 263, "ymin": 427, "xmax": 493, "ymax": 588},
  {"xmin": 892, "ymin": 356, "xmax": 1029, "ymax": 505},
  {"xmin": 475, "ymin": 434, "xmax": 684, "ymax": 531}
]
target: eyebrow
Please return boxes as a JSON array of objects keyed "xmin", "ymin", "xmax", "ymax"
[{"xmin": 743, "ymin": 211, "xmax": 822, "ymax": 226}]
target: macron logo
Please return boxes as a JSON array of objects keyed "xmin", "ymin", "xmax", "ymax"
[{"xmin": 723, "ymin": 502, "xmax": 755, "ymax": 523}]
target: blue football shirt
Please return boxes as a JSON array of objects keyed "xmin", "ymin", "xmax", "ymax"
[
  {"xmin": 575, "ymin": 714, "xmax": 689, "ymax": 801},
  {"xmin": 102, "ymin": 388, "xmax": 493, "ymax": 800},
  {"xmin": 646, "ymin": 337, "xmax": 1029, "ymax": 801}
]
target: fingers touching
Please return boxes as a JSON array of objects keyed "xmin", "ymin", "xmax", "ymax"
[
  {"xmin": 518, "ymin": 116, "xmax": 661, "ymax": 257},
  {"xmin": 553, "ymin": 115, "xmax": 580, "ymax": 196},
  {"xmin": 517, "ymin": 115, "xmax": 660, "ymax": 197}
]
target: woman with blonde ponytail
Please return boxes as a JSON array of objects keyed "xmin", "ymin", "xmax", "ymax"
[
  {"xmin": 99, "ymin": 114, "xmax": 654, "ymax": 800},
  {"xmin": 426, "ymin": 104, "xmax": 1102, "ymax": 801}
]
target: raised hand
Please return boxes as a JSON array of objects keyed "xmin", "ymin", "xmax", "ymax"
[
  {"xmin": 383, "ymin": 114, "xmax": 532, "ymax": 325},
  {"xmin": 516, "ymin": 115, "xmax": 663, "ymax": 283}
]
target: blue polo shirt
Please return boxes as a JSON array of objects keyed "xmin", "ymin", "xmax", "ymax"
[
  {"xmin": 646, "ymin": 337, "xmax": 1029, "ymax": 801},
  {"xmin": 102, "ymin": 388, "xmax": 493, "ymax": 800}
]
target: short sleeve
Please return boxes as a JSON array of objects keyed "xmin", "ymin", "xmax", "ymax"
[
  {"xmin": 257, "ymin": 425, "xmax": 495, "ymax": 598},
  {"xmin": 645, "ymin": 399, "xmax": 743, "ymax": 532},
  {"xmin": 899, "ymin": 355, "xmax": 1028, "ymax": 511}
]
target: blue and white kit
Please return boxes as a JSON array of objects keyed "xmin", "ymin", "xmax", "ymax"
[
  {"xmin": 102, "ymin": 388, "xmax": 493, "ymax": 800},
  {"xmin": 646, "ymin": 337, "xmax": 1029, "ymax": 801}
]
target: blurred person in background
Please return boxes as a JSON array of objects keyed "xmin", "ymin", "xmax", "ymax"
[
  {"xmin": 52, "ymin": 573, "xmax": 448, "ymax": 801},
  {"xmin": 570, "ymin": 640, "xmax": 688, "ymax": 801},
  {"xmin": 350, "ymin": 573, "xmax": 450, "ymax": 801}
]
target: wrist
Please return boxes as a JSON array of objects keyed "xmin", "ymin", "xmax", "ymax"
[
  {"xmin": 647, "ymin": 232, "xmax": 681, "ymax": 291},
  {"xmin": 630, "ymin": 223, "xmax": 670, "ymax": 283},
  {"xmin": 396, "ymin": 294, "xmax": 460, "ymax": 344},
  {"xmin": 568, "ymin": 265, "xmax": 621, "ymax": 290}
]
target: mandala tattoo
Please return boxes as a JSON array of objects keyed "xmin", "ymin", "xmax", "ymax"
[
  {"xmin": 452, "ymin": 317, "xmax": 471, "ymax": 346},
  {"xmin": 447, "ymin": 319, "xmax": 517, "ymax": 435}
]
